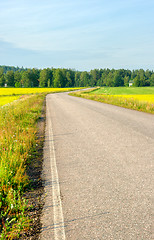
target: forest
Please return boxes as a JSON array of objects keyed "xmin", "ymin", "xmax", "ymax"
[{"xmin": 0, "ymin": 65, "xmax": 154, "ymax": 88}]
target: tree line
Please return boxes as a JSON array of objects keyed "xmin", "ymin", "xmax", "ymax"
[{"xmin": 0, "ymin": 65, "xmax": 154, "ymax": 88}]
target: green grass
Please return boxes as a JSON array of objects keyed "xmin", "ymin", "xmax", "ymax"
[
  {"xmin": 92, "ymin": 87, "xmax": 154, "ymax": 95},
  {"xmin": 70, "ymin": 87, "xmax": 154, "ymax": 114},
  {"xmin": 0, "ymin": 94, "xmax": 46, "ymax": 239}
]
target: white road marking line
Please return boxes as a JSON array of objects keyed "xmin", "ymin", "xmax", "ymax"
[{"xmin": 47, "ymin": 102, "xmax": 66, "ymax": 240}]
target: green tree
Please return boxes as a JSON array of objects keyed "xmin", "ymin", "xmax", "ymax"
[
  {"xmin": 66, "ymin": 71, "xmax": 72, "ymax": 87},
  {"xmin": 14, "ymin": 71, "xmax": 21, "ymax": 87},
  {"xmin": 150, "ymin": 73, "xmax": 154, "ymax": 86},
  {"xmin": 90, "ymin": 69, "xmax": 100, "ymax": 86},
  {"xmin": 39, "ymin": 68, "xmax": 52, "ymax": 87},
  {"xmin": 124, "ymin": 76, "xmax": 129, "ymax": 87},
  {"xmin": 144, "ymin": 70, "xmax": 151, "ymax": 86},
  {"xmin": 0, "ymin": 69, "xmax": 5, "ymax": 87},
  {"xmin": 15, "ymin": 81, "xmax": 22, "ymax": 87},
  {"xmin": 134, "ymin": 75, "xmax": 140, "ymax": 87},
  {"xmin": 80, "ymin": 71, "xmax": 89, "ymax": 87},
  {"xmin": 0, "ymin": 75, "xmax": 5, "ymax": 87},
  {"xmin": 21, "ymin": 71, "xmax": 31, "ymax": 87},
  {"xmin": 105, "ymin": 72, "xmax": 114, "ymax": 87},
  {"xmin": 53, "ymin": 69, "xmax": 64, "ymax": 88},
  {"xmin": 39, "ymin": 69, "xmax": 48, "ymax": 87},
  {"xmin": 138, "ymin": 69, "xmax": 146, "ymax": 86},
  {"xmin": 131, "ymin": 70, "xmax": 137, "ymax": 80},
  {"xmin": 31, "ymin": 68, "xmax": 40, "ymax": 87},
  {"xmin": 113, "ymin": 70, "xmax": 124, "ymax": 87},
  {"xmin": 74, "ymin": 72, "xmax": 81, "ymax": 87},
  {"xmin": 67, "ymin": 69, "xmax": 75, "ymax": 87},
  {"xmin": 5, "ymin": 70, "xmax": 14, "ymax": 86},
  {"xmin": 99, "ymin": 69, "xmax": 110, "ymax": 86},
  {"xmin": 97, "ymin": 74, "xmax": 104, "ymax": 86}
]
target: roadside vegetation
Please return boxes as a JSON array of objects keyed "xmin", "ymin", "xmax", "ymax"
[
  {"xmin": 0, "ymin": 94, "xmax": 45, "ymax": 239},
  {"xmin": 0, "ymin": 88, "xmax": 79, "ymax": 107},
  {"xmin": 0, "ymin": 87, "xmax": 80, "ymax": 239},
  {"xmin": 70, "ymin": 87, "xmax": 154, "ymax": 114}
]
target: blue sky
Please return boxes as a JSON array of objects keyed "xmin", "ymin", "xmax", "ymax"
[{"xmin": 0, "ymin": 0, "xmax": 154, "ymax": 71}]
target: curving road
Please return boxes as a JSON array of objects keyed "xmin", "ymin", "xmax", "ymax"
[{"xmin": 40, "ymin": 92, "xmax": 154, "ymax": 240}]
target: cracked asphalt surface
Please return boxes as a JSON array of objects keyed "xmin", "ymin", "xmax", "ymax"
[{"xmin": 40, "ymin": 92, "xmax": 153, "ymax": 240}]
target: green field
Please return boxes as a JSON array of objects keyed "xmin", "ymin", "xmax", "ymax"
[{"xmin": 91, "ymin": 87, "xmax": 154, "ymax": 95}]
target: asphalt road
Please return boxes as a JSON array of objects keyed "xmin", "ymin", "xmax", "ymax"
[{"xmin": 40, "ymin": 92, "xmax": 154, "ymax": 240}]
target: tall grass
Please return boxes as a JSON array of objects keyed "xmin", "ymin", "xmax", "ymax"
[
  {"xmin": 0, "ymin": 94, "xmax": 45, "ymax": 239},
  {"xmin": 114, "ymin": 94, "xmax": 154, "ymax": 103},
  {"xmin": 70, "ymin": 90, "xmax": 154, "ymax": 114}
]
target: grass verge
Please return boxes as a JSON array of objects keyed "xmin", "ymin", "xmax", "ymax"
[
  {"xmin": 0, "ymin": 93, "xmax": 46, "ymax": 239},
  {"xmin": 70, "ymin": 89, "xmax": 154, "ymax": 114}
]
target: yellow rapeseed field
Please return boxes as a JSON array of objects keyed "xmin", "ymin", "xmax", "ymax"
[
  {"xmin": 0, "ymin": 96, "xmax": 21, "ymax": 106},
  {"xmin": 0, "ymin": 88, "xmax": 78, "ymax": 96},
  {"xmin": 0, "ymin": 88, "xmax": 80, "ymax": 106},
  {"xmin": 113, "ymin": 94, "xmax": 154, "ymax": 103},
  {"xmin": 70, "ymin": 91, "xmax": 154, "ymax": 114}
]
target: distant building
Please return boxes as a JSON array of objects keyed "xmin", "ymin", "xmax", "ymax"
[
  {"xmin": 4, "ymin": 83, "xmax": 7, "ymax": 87},
  {"xmin": 129, "ymin": 80, "xmax": 134, "ymax": 87}
]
